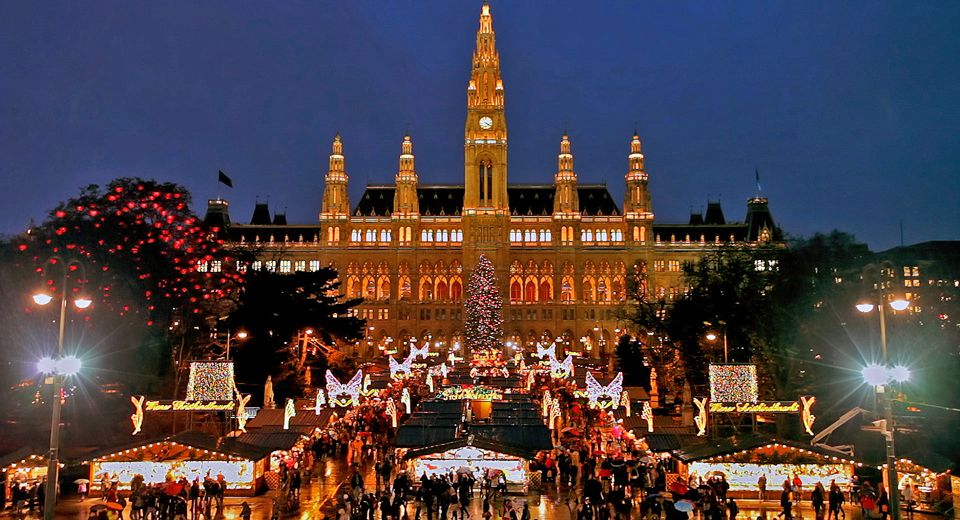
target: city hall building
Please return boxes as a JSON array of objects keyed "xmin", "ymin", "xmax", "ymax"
[{"xmin": 204, "ymin": 3, "xmax": 780, "ymax": 358}]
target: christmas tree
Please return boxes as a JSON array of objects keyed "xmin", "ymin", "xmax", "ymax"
[{"xmin": 464, "ymin": 255, "xmax": 504, "ymax": 354}]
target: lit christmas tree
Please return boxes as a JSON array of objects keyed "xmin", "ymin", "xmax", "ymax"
[{"xmin": 464, "ymin": 255, "xmax": 504, "ymax": 354}]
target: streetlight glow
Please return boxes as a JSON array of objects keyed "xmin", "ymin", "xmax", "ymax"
[
  {"xmin": 56, "ymin": 355, "xmax": 82, "ymax": 376},
  {"xmin": 856, "ymin": 303, "xmax": 875, "ymax": 313},
  {"xmin": 705, "ymin": 332, "xmax": 718, "ymax": 341},
  {"xmin": 74, "ymin": 297, "xmax": 92, "ymax": 309},
  {"xmin": 889, "ymin": 299, "xmax": 910, "ymax": 311},
  {"xmin": 236, "ymin": 331, "xmax": 248, "ymax": 339},
  {"xmin": 37, "ymin": 357, "xmax": 56, "ymax": 374},
  {"xmin": 33, "ymin": 293, "xmax": 53, "ymax": 306},
  {"xmin": 890, "ymin": 365, "xmax": 911, "ymax": 383},
  {"xmin": 862, "ymin": 364, "xmax": 889, "ymax": 386}
]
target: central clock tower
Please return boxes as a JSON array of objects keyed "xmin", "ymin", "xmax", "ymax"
[{"xmin": 464, "ymin": 2, "xmax": 508, "ymax": 215}]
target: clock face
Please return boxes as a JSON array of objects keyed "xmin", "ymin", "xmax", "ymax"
[{"xmin": 479, "ymin": 116, "xmax": 493, "ymax": 130}]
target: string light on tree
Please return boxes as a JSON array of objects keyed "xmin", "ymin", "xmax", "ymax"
[{"xmin": 464, "ymin": 255, "xmax": 504, "ymax": 353}]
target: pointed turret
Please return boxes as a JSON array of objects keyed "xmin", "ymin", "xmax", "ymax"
[
  {"xmin": 553, "ymin": 133, "xmax": 579, "ymax": 217},
  {"xmin": 624, "ymin": 133, "xmax": 654, "ymax": 243},
  {"xmin": 320, "ymin": 133, "xmax": 349, "ymax": 219},
  {"xmin": 464, "ymin": 2, "xmax": 508, "ymax": 214},
  {"xmin": 393, "ymin": 134, "xmax": 419, "ymax": 217}
]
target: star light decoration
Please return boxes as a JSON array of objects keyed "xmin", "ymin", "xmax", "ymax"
[
  {"xmin": 186, "ymin": 362, "xmax": 235, "ymax": 401},
  {"xmin": 583, "ymin": 372, "xmax": 624, "ymax": 409},
  {"xmin": 389, "ymin": 353, "xmax": 415, "ymax": 380},
  {"xmin": 801, "ymin": 396, "xmax": 817, "ymax": 435},
  {"xmin": 401, "ymin": 388, "xmax": 412, "ymax": 414},
  {"xmin": 548, "ymin": 354, "xmax": 574, "ymax": 379},
  {"xmin": 640, "ymin": 401, "xmax": 654, "ymax": 433},
  {"xmin": 325, "ymin": 369, "xmax": 363, "ymax": 407},
  {"xmin": 708, "ymin": 364, "xmax": 759, "ymax": 403}
]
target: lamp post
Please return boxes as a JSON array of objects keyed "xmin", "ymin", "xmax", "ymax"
[
  {"xmin": 704, "ymin": 320, "xmax": 728, "ymax": 362},
  {"xmin": 857, "ymin": 264, "xmax": 910, "ymax": 520},
  {"xmin": 33, "ymin": 258, "xmax": 88, "ymax": 520}
]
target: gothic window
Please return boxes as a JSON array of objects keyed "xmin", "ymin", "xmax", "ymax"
[
  {"xmin": 419, "ymin": 277, "xmax": 434, "ymax": 300},
  {"xmin": 582, "ymin": 278, "xmax": 595, "ymax": 302},
  {"xmin": 377, "ymin": 277, "xmax": 391, "ymax": 301},
  {"xmin": 362, "ymin": 276, "xmax": 376, "ymax": 298},
  {"xmin": 346, "ymin": 276, "xmax": 362, "ymax": 299},
  {"xmin": 352, "ymin": 229, "xmax": 361, "ymax": 242},
  {"xmin": 450, "ymin": 277, "xmax": 463, "ymax": 301},
  {"xmin": 524, "ymin": 277, "xmax": 538, "ymax": 302},
  {"xmin": 309, "ymin": 260, "xmax": 320, "ymax": 272},
  {"xmin": 510, "ymin": 278, "xmax": 523, "ymax": 303},
  {"xmin": 539, "ymin": 277, "xmax": 553, "ymax": 302},
  {"xmin": 398, "ymin": 276, "xmax": 411, "ymax": 301},
  {"xmin": 436, "ymin": 278, "xmax": 449, "ymax": 301},
  {"xmin": 294, "ymin": 260, "xmax": 305, "ymax": 272}
]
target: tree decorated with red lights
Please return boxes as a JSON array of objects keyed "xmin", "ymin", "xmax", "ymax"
[
  {"xmin": 464, "ymin": 255, "xmax": 503, "ymax": 354},
  {"xmin": 17, "ymin": 178, "xmax": 242, "ymax": 327}
]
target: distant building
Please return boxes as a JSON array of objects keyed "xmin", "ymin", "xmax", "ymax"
[
  {"xmin": 204, "ymin": 4, "xmax": 782, "ymax": 358},
  {"xmin": 875, "ymin": 241, "xmax": 960, "ymax": 323}
]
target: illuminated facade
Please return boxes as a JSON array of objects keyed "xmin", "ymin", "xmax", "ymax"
[{"xmin": 205, "ymin": 3, "xmax": 781, "ymax": 358}]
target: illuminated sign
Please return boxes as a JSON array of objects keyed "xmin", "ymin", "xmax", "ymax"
[
  {"xmin": 144, "ymin": 400, "xmax": 234, "ymax": 412},
  {"xmin": 436, "ymin": 385, "xmax": 503, "ymax": 401},
  {"xmin": 708, "ymin": 401, "xmax": 801, "ymax": 414},
  {"xmin": 709, "ymin": 364, "xmax": 759, "ymax": 403}
]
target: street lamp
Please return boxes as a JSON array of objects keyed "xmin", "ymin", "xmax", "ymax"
[
  {"xmin": 856, "ymin": 263, "xmax": 910, "ymax": 520},
  {"xmin": 704, "ymin": 320, "xmax": 728, "ymax": 362},
  {"xmin": 32, "ymin": 257, "xmax": 89, "ymax": 520}
]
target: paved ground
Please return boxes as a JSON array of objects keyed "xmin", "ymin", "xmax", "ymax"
[{"xmin": 1, "ymin": 458, "xmax": 892, "ymax": 519}]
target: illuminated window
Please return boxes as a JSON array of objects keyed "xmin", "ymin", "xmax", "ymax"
[
  {"xmin": 265, "ymin": 261, "xmax": 276, "ymax": 272},
  {"xmin": 654, "ymin": 260, "xmax": 665, "ymax": 272},
  {"xmin": 294, "ymin": 260, "xmax": 306, "ymax": 272},
  {"xmin": 236, "ymin": 261, "xmax": 247, "ymax": 273},
  {"xmin": 309, "ymin": 260, "xmax": 320, "ymax": 272},
  {"xmin": 197, "ymin": 261, "xmax": 209, "ymax": 273},
  {"xmin": 351, "ymin": 229, "xmax": 361, "ymax": 242},
  {"xmin": 612, "ymin": 229, "xmax": 622, "ymax": 242},
  {"xmin": 210, "ymin": 261, "xmax": 222, "ymax": 273},
  {"xmin": 668, "ymin": 260, "xmax": 681, "ymax": 272},
  {"xmin": 251, "ymin": 261, "xmax": 262, "ymax": 271}
]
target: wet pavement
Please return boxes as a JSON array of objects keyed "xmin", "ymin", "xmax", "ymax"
[{"xmin": 5, "ymin": 457, "xmax": 880, "ymax": 519}]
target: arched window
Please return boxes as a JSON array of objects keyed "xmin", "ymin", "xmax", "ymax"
[
  {"xmin": 583, "ymin": 277, "xmax": 595, "ymax": 302},
  {"xmin": 352, "ymin": 229, "xmax": 361, "ymax": 242},
  {"xmin": 524, "ymin": 278, "xmax": 538, "ymax": 302},
  {"xmin": 362, "ymin": 276, "xmax": 376, "ymax": 298},
  {"xmin": 598, "ymin": 277, "xmax": 610, "ymax": 302},
  {"xmin": 436, "ymin": 278, "xmax": 449, "ymax": 301},
  {"xmin": 377, "ymin": 276, "xmax": 391, "ymax": 300},
  {"xmin": 561, "ymin": 276, "xmax": 575, "ymax": 302},
  {"xmin": 419, "ymin": 277, "xmax": 434, "ymax": 300},
  {"xmin": 450, "ymin": 277, "xmax": 463, "ymax": 301},
  {"xmin": 510, "ymin": 278, "xmax": 523, "ymax": 303},
  {"xmin": 398, "ymin": 276, "xmax": 411, "ymax": 300},
  {"xmin": 539, "ymin": 277, "xmax": 553, "ymax": 302}
]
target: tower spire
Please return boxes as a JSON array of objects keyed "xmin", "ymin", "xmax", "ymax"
[
  {"xmin": 320, "ymin": 134, "xmax": 349, "ymax": 219},
  {"xmin": 624, "ymin": 132, "xmax": 653, "ymax": 242},
  {"xmin": 553, "ymin": 133, "xmax": 579, "ymax": 216},
  {"xmin": 394, "ymin": 134, "xmax": 419, "ymax": 217}
]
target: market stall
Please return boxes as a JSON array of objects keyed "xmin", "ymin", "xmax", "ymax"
[
  {"xmin": 673, "ymin": 435, "xmax": 860, "ymax": 498},
  {"xmin": 403, "ymin": 438, "xmax": 530, "ymax": 486},
  {"xmin": 82, "ymin": 431, "xmax": 270, "ymax": 496},
  {"xmin": 0, "ymin": 448, "xmax": 48, "ymax": 503}
]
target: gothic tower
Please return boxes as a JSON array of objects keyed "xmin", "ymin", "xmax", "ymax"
[
  {"xmin": 319, "ymin": 134, "xmax": 349, "ymax": 244},
  {"xmin": 393, "ymin": 134, "xmax": 419, "ymax": 217},
  {"xmin": 624, "ymin": 133, "xmax": 654, "ymax": 244},
  {"xmin": 463, "ymin": 2, "xmax": 508, "ymax": 215},
  {"xmin": 553, "ymin": 133, "xmax": 579, "ymax": 216}
]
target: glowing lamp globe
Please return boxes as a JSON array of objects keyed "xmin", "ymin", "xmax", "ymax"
[
  {"xmin": 37, "ymin": 357, "xmax": 56, "ymax": 374},
  {"xmin": 56, "ymin": 355, "xmax": 82, "ymax": 376},
  {"xmin": 33, "ymin": 293, "xmax": 54, "ymax": 306},
  {"xmin": 889, "ymin": 299, "xmax": 910, "ymax": 311},
  {"xmin": 236, "ymin": 331, "xmax": 248, "ymax": 339},
  {"xmin": 862, "ymin": 364, "xmax": 889, "ymax": 386},
  {"xmin": 705, "ymin": 333, "xmax": 718, "ymax": 341},
  {"xmin": 74, "ymin": 298, "xmax": 93, "ymax": 309},
  {"xmin": 890, "ymin": 365, "xmax": 911, "ymax": 382},
  {"xmin": 856, "ymin": 303, "xmax": 875, "ymax": 313}
]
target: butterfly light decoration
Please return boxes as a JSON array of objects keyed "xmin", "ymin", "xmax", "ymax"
[
  {"xmin": 389, "ymin": 353, "xmax": 415, "ymax": 380},
  {"xmin": 549, "ymin": 354, "xmax": 574, "ymax": 379},
  {"xmin": 326, "ymin": 369, "xmax": 363, "ymax": 407},
  {"xmin": 410, "ymin": 343, "xmax": 430, "ymax": 360},
  {"xmin": 535, "ymin": 343, "xmax": 556, "ymax": 360},
  {"xmin": 584, "ymin": 371, "xmax": 624, "ymax": 409}
]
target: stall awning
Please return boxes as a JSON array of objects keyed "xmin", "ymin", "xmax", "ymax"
[
  {"xmin": 244, "ymin": 407, "xmax": 335, "ymax": 433},
  {"xmin": 673, "ymin": 434, "xmax": 859, "ymax": 465},
  {"xmin": 402, "ymin": 437, "xmax": 540, "ymax": 461},
  {"xmin": 0, "ymin": 447, "xmax": 47, "ymax": 472},
  {"xmin": 79, "ymin": 431, "xmax": 271, "ymax": 463}
]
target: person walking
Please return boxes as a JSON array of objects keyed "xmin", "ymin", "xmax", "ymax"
[
  {"xmin": 758, "ymin": 475, "xmax": 767, "ymax": 501},
  {"xmin": 828, "ymin": 481, "xmax": 846, "ymax": 520},
  {"xmin": 812, "ymin": 482, "xmax": 825, "ymax": 519},
  {"xmin": 778, "ymin": 481, "xmax": 793, "ymax": 520}
]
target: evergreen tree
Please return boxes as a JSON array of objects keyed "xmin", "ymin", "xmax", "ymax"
[{"xmin": 464, "ymin": 255, "xmax": 504, "ymax": 353}]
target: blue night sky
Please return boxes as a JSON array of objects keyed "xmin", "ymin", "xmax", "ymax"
[{"xmin": 1, "ymin": 1, "xmax": 958, "ymax": 250}]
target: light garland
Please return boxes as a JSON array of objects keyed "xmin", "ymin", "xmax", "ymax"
[
  {"xmin": 535, "ymin": 343, "xmax": 556, "ymax": 359},
  {"xmin": 621, "ymin": 391, "xmax": 631, "ymax": 417},
  {"xmin": 130, "ymin": 396, "xmax": 145, "ymax": 435},
  {"xmin": 694, "ymin": 397, "xmax": 709, "ymax": 436},
  {"xmin": 641, "ymin": 401, "xmax": 654, "ymax": 433},
  {"xmin": 548, "ymin": 398, "xmax": 561, "ymax": 430},
  {"xmin": 709, "ymin": 364, "xmax": 759, "ymax": 403},
  {"xmin": 401, "ymin": 388, "xmax": 411, "ymax": 414},
  {"xmin": 801, "ymin": 396, "xmax": 816, "ymax": 435},
  {"xmin": 584, "ymin": 371, "xmax": 623, "ymax": 409},
  {"xmin": 470, "ymin": 367, "xmax": 479, "ymax": 379},
  {"xmin": 283, "ymin": 398, "xmax": 296, "ymax": 430},
  {"xmin": 325, "ymin": 369, "xmax": 363, "ymax": 407},
  {"xmin": 185, "ymin": 361, "xmax": 235, "ymax": 401},
  {"xmin": 542, "ymin": 390, "xmax": 552, "ymax": 417}
]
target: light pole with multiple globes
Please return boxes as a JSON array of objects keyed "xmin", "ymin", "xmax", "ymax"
[
  {"xmin": 856, "ymin": 262, "xmax": 910, "ymax": 520},
  {"xmin": 32, "ymin": 257, "xmax": 89, "ymax": 520}
]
